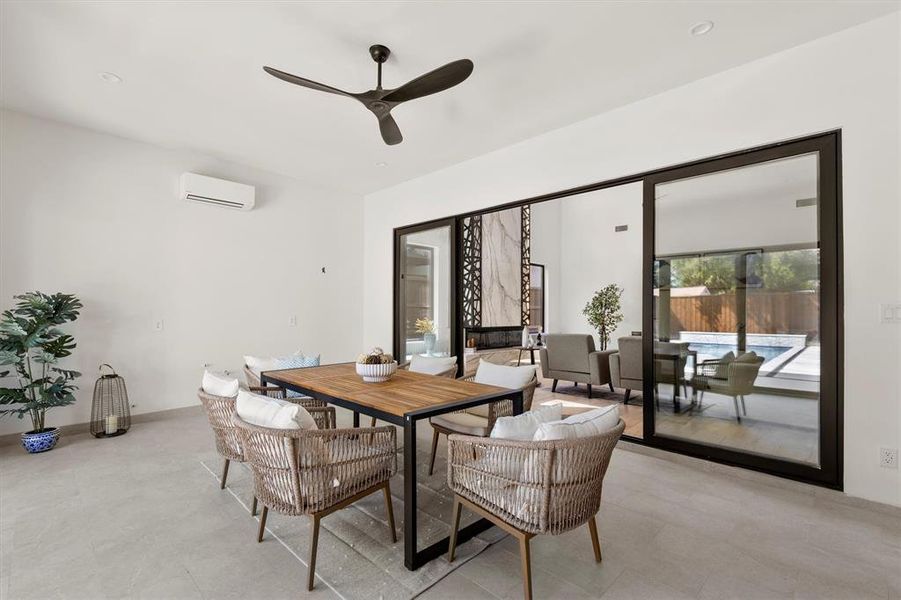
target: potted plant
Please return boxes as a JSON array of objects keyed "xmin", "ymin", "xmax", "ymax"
[
  {"xmin": 0, "ymin": 292, "xmax": 83, "ymax": 453},
  {"xmin": 582, "ymin": 284, "xmax": 624, "ymax": 351},
  {"xmin": 415, "ymin": 318, "xmax": 437, "ymax": 355},
  {"xmin": 355, "ymin": 347, "xmax": 397, "ymax": 383}
]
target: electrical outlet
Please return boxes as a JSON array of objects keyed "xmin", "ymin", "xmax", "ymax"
[
  {"xmin": 879, "ymin": 304, "xmax": 901, "ymax": 323},
  {"xmin": 880, "ymin": 447, "xmax": 898, "ymax": 469},
  {"xmin": 289, "ymin": 315, "xmax": 297, "ymax": 327}
]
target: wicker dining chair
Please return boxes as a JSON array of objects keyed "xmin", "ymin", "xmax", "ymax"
[
  {"xmin": 197, "ymin": 388, "xmax": 336, "ymax": 516},
  {"xmin": 446, "ymin": 420, "xmax": 624, "ymax": 600},
  {"xmin": 426, "ymin": 374, "xmax": 538, "ymax": 476},
  {"xmin": 233, "ymin": 416, "xmax": 398, "ymax": 591},
  {"xmin": 244, "ymin": 366, "xmax": 327, "ymax": 408}
]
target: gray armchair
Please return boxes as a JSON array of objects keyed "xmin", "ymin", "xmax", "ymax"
[
  {"xmin": 608, "ymin": 336, "xmax": 642, "ymax": 403},
  {"xmin": 538, "ymin": 334, "xmax": 615, "ymax": 398},
  {"xmin": 609, "ymin": 336, "xmax": 690, "ymax": 404}
]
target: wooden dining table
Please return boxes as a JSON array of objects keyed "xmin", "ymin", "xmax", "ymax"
[{"xmin": 260, "ymin": 362, "xmax": 524, "ymax": 571}]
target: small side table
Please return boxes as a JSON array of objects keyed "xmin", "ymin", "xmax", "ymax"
[{"xmin": 516, "ymin": 346, "xmax": 538, "ymax": 365}]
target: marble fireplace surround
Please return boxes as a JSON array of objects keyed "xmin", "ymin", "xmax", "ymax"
[{"xmin": 465, "ymin": 206, "xmax": 530, "ymax": 327}]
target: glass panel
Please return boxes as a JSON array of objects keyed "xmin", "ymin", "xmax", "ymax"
[
  {"xmin": 529, "ymin": 263, "xmax": 545, "ymax": 331},
  {"xmin": 399, "ymin": 226, "xmax": 452, "ymax": 362},
  {"xmin": 528, "ymin": 183, "xmax": 644, "ymax": 438},
  {"xmin": 653, "ymin": 153, "xmax": 821, "ymax": 467}
]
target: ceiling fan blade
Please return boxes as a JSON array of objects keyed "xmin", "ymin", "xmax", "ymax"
[
  {"xmin": 378, "ymin": 112, "xmax": 403, "ymax": 145},
  {"xmin": 382, "ymin": 59, "xmax": 473, "ymax": 104},
  {"xmin": 263, "ymin": 66, "xmax": 353, "ymax": 98}
]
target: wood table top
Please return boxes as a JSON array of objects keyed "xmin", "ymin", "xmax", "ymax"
[{"xmin": 260, "ymin": 363, "xmax": 513, "ymax": 418}]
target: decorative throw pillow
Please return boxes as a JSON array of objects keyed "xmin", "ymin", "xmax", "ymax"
[
  {"xmin": 274, "ymin": 354, "xmax": 321, "ymax": 398},
  {"xmin": 244, "ymin": 350, "xmax": 319, "ymax": 388},
  {"xmin": 532, "ymin": 405, "xmax": 620, "ymax": 441},
  {"xmin": 735, "ymin": 351, "xmax": 759, "ymax": 363},
  {"xmin": 474, "ymin": 359, "xmax": 537, "ymax": 389},
  {"xmin": 409, "ymin": 354, "xmax": 457, "ymax": 375},
  {"xmin": 490, "ymin": 402, "xmax": 563, "ymax": 440},
  {"xmin": 201, "ymin": 370, "xmax": 240, "ymax": 397},
  {"xmin": 714, "ymin": 351, "xmax": 736, "ymax": 379},
  {"xmin": 275, "ymin": 354, "xmax": 321, "ymax": 369},
  {"xmin": 235, "ymin": 389, "xmax": 317, "ymax": 430}
]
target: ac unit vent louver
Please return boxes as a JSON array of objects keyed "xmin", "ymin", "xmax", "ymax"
[{"xmin": 180, "ymin": 173, "xmax": 255, "ymax": 211}]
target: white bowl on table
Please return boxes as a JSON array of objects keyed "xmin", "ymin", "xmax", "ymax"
[{"xmin": 355, "ymin": 361, "xmax": 398, "ymax": 383}]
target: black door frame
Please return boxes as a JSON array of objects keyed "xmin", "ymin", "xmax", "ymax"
[
  {"xmin": 392, "ymin": 130, "xmax": 843, "ymax": 489},
  {"xmin": 393, "ymin": 218, "xmax": 460, "ymax": 372},
  {"xmin": 642, "ymin": 131, "xmax": 842, "ymax": 488}
]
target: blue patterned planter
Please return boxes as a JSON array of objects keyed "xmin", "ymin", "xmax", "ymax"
[{"xmin": 21, "ymin": 428, "xmax": 60, "ymax": 454}]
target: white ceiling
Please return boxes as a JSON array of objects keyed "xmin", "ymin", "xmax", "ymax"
[{"xmin": 1, "ymin": 1, "xmax": 896, "ymax": 195}]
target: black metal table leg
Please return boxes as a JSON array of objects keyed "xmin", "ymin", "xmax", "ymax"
[
  {"xmin": 513, "ymin": 389, "xmax": 523, "ymax": 415},
  {"xmin": 403, "ymin": 416, "xmax": 417, "ymax": 570},
  {"xmin": 353, "ymin": 411, "xmax": 360, "ymax": 427},
  {"xmin": 672, "ymin": 356, "xmax": 682, "ymax": 413}
]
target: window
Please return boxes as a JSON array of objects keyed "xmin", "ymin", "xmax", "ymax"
[
  {"xmin": 403, "ymin": 244, "xmax": 434, "ymax": 340},
  {"xmin": 529, "ymin": 263, "xmax": 545, "ymax": 331}
]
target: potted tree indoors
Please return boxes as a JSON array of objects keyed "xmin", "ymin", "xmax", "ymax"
[
  {"xmin": 0, "ymin": 292, "xmax": 83, "ymax": 453},
  {"xmin": 582, "ymin": 284, "xmax": 624, "ymax": 351}
]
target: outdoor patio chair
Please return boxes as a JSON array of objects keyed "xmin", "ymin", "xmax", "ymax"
[
  {"xmin": 234, "ymin": 415, "xmax": 397, "ymax": 591},
  {"xmin": 446, "ymin": 420, "xmax": 625, "ymax": 600},
  {"xmin": 426, "ymin": 366, "xmax": 538, "ymax": 476},
  {"xmin": 197, "ymin": 387, "xmax": 336, "ymax": 516},
  {"xmin": 692, "ymin": 352, "xmax": 765, "ymax": 422}
]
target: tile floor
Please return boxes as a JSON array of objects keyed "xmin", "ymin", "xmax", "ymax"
[{"xmin": 1, "ymin": 407, "xmax": 898, "ymax": 600}]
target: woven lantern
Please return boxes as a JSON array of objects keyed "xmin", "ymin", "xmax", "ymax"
[{"xmin": 90, "ymin": 364, "xmax": 131, "ymax": 438}]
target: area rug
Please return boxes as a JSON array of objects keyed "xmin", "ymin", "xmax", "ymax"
[
  {"xmin": 549, "ymin": 382, "xmax": 643, "ymax": 406},
  {"xmin": 200, "ymin": 447, "xmax": 505, "ymax": 600}
]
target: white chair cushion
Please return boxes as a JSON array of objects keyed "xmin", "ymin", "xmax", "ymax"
[
  {"xmin": 430, "ymin": 412, "xmax": 490, "ymax": 437},
  {"xmin": 474, "ymin": 359, "xmax": 537, "ymax": 389},
  {"xmin": 201, "ymin": 370, "xmax": 239, "ymax": 398},
  {"xmin": 490, "ymin": 402, "xmax": 563, "ymax": 440},
  {"xmin": 532, "ymin": 405, "xmax": 620, "ymax": 441},
  {"xmin": 410, "ymin": 354, "xmax": 457, "ymax": 375},
  {"xmin": 244, "ymin": 350, "xmax": 313, "ymax": 376},
  {"xmin": 243, "ymin": 355, "xmax": 281, "ymax": 376},
  {"xmin": 236, "ymin": 389, "xmax": 317, "ymax": 430}
]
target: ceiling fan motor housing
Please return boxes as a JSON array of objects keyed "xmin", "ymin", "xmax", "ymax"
[{"xmin": 369, "ymin": 44, "xmax": 391, "ymax": 63}]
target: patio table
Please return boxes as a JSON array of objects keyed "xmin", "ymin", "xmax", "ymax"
[{"xmin": 260, "ymin": 362, "xmax": 524, "ymax": 570}]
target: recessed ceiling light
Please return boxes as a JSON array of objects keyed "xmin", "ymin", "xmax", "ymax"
[
  {"xmin": 98, "ymin": 71, "xmax": 122, "ymax": 84},
  {"xmin": 375, "ymin": 161, "xmax": 388, "ymax": 167},
  {"xmin": 690, "ymin": 21, "xmax": 714, "ymax": 36}
]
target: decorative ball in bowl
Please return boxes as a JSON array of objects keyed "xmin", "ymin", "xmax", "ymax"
[{"xmin": 355, "ymin": 348, "xmax": 398, "ymax": 383}]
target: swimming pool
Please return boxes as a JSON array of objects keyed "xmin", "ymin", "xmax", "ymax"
[{"xmin": 685, "ymin": 343, "xmax": 792, "ymax": 363}]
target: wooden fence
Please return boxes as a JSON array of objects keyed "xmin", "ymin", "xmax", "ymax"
[{"xmin": 664, "ymin": 291, "xmax": 819, "ymax": 336}]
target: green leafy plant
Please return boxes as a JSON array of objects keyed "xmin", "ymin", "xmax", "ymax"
[
  {"xmin": 0, "ymin": 292, "xmax": 83, "ymax": 432},
  {"xmin": 582, "ymin": 284, "xmax": 624, "ymax": 351}
]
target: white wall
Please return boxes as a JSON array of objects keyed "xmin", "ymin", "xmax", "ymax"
[
  {"xmin": 529, "ymin": 184, "xmax": 643, "ymax": 348},
  {"xmin": 363, "ymin": 14, "xmax": 901, "ymax": 506},
  {"xmin": 558, "ymin": 184, "xmax": 643, "ymax": 346},
  {"xmin": 0, "ymin": 110, "xmax": 363, "ymax": 434},
  {"xmin": 529, "ymin": 201, "xmax": 561, "ymax": 332}
]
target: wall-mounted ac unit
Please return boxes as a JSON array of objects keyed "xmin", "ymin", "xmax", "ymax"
[{"xmin": 179, "ymin": 173, "xmax": 255, "ymax": 211}]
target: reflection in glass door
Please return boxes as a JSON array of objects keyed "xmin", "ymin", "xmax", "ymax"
[
  {"xmin": 644, "ymin": 134, "xmax": 841, "ymax": 486},
  {"xmin": 396, "ymin": 222, "xmax": 455, "ymax": 363}
]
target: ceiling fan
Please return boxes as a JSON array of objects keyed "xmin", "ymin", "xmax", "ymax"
[{"xmin": 264, "ymin": 44, "xmax": 473, "ymax": 146}]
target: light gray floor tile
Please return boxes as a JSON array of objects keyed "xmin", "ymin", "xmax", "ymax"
[{"xmin": 1, "ymin": 407, "xmax": 898, "ymax": 600}]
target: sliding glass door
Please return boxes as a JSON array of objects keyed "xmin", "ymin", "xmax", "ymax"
[
  {"xmin": 643, "ymin": 134, "xmax": 841, "ymax": 486},
  {"xmin": 394, "ymin": 220, "xmax": 457, "ymax": 364}
]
